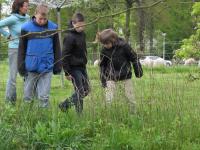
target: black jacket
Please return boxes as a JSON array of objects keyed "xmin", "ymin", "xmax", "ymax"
[
  {"xmin": 100, "ymin": 38, "xmax": 143, "ymax": 87},
  {"xmin": 62, "ymin": 29, "xmax": 87, "ymax": 76}
]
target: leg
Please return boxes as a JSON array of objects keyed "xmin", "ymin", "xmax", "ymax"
[
  {"xmin": 123, "ymin": 79, "xmax": 136, "ymax": 113},
  {"xmin": 59, "ymin": 69, "xmax": 89, "ymax": 113},
  {"xmin": 37, "ymin": 72, "xmax": 52, "ymax": 108},
  {"xmin": 5, "ymin": 49, "xmax": 18, "ymax": 103},
  {"xmin": 105, "ymin": 80, "xmax": 116, "ymax": 104},
  {"xmin": 82, "ymin": 69, "xmax": 90, "ymax": 97},
  {"xmin": 24, "ymin": 72, "xmax": 38, "ymax": 103},
  {"xmin": 71, "ymin": 69, "xmax": 87, "ymax": 113}
]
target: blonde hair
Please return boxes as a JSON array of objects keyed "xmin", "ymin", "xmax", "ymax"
[
  {"xmin": 35, "ymin": 4, "xmax": 49, "ymax": 16},
  {"xmin": 98, "ymin": 29, "xmax": 118, "ymax": 44}
]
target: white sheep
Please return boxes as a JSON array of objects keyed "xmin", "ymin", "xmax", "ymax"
[
  {"xmin": 93, "ymin": 59, "xmax": 100, "ymax": 67},
  {"xmin": 184, "ymin": 58, "xmax": 196, "ymax": 66},
  {"xmin": 198, "ymin": 60, "xmax": 200, "ymax": 67}
]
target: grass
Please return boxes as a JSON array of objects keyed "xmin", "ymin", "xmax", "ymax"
[{"xmin": 0, "ymin": 60, "xmax": 200, "ymax": 150}]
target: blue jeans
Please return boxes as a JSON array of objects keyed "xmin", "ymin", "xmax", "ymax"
[
  {"xmin": 24, "ymin": 72, "xmax": 52, "ymax": 107},
  {"xmin": 70, "ymin": 68, "xmax": 90, "ymax": 113},
  {"xmin": 5, "ymin": 48, "xmax": 18, "ymax": 102}
]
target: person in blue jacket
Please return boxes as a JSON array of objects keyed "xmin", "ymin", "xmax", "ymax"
[
  {"xmin": 18, "ymin": 4, "xmax": 62, "ymax": 108},
  {"xmin": 0, "ymin": 0, "xmax": 29, "ymax": 104}
]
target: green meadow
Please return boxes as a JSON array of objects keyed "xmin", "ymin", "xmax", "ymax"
[{"xmin": 0, "ymin": 60, "xmax": 200, "ymax": 150}]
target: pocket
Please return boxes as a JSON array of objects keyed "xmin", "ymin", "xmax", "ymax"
[
  {"xmin": 37, "ymin": 56, "xmax": 54, "ymax": 73},
  {"xmin": 25, "ymin": 56, "xmax": 39, "ymax": 72}
]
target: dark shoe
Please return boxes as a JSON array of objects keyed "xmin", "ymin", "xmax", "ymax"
[
  {"xmin": 59, "ymin": 99, "xmax": 72, "ymax": 112},
  {"xmin": 5, "ymin": 98, "xmax": 16, "ymax": 106},
  {"xmin": 75, "ymin": 100, "xmax": 83, "ymax": 114}
]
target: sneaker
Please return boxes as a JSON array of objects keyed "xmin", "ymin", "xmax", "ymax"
[{"xmin": 59, "ymin": 99, "xmax": 72, "ymax": 112}]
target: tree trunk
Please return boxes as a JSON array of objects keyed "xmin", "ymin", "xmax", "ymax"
[
  {"xmin": 125, "ymin": 0, "xmax": 133, "ymax": 42},
  {"xmin": 135, "ymin": 0, "xmax": 145, "ymax": 53},
  {"xmin": 149, "ymin": 13, "xmax": 154, "ymax": 55}
]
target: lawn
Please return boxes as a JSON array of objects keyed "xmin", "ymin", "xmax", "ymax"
[{"xmin": 0, "ymin": 60, "xmax": 200, "ymax": 150}]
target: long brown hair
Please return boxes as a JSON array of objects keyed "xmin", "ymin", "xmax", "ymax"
[{"xmin": 12, "ymin": 0, "xmax": 29, "ymax": 14}]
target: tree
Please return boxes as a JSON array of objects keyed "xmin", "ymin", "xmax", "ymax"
[
  {"xmin": 135, "ymin": 0, "xmax": 145, "ymax": 52},
  {"xmin": 125, "ymin": 0, "xmax": 134, "ymax": 42},
  {"xmin": 175, "ymin": 2, "xmax": 200, "ymax": 59}
]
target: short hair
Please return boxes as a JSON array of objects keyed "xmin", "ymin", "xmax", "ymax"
[
  {"xmin": 98, "ymin": 29, "xmax": 118, "ymax": 44},
  {"xmin": 12, "ymin": 0, "xmax": 29, "ymax": 14},
  {"xmin": 72, "ymin": 12, "xmax": 84, "ymax": 23},
  {"xmin": 35, "ymin": 4, "xmax": 49, "ymax": 17}
]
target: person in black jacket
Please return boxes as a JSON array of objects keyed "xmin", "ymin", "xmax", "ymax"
[
  {"xmin": 98, "ymin": 29, "xmax": 143, "ymax": 112},
  {"xmin": 59, "ymin": 13, "xmax": 90, "ymax": 114}
]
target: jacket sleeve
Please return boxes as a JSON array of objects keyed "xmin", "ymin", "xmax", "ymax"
[
  {"xmin": 62, "ymin": 33, "xmax": 73, "ymax": 76},
  {"xmin": 0, "ymin": 16, "xmax": 15, "ymax": 38},
  {"xmin": 18, "ymin": 29, "xmax": 27, "ymax": 76},
  {"xmin": 124, "ymin": 44, "xmax": 143, "ymax": 78},
  {"xmin": 99, "ymin": 51, "xmax": 108, "ymax": 88},
  {"xmin": 53, "ymin": 32, "xmax": 62, "ymax": 74}
]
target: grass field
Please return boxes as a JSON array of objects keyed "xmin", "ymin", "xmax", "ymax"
[{"xmin": 0, "ymin": 60, "xmax": 200, "ymax": 150}]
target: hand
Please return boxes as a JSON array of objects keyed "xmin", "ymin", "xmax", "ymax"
[{"xmin": 66, "ymin": 75, "xmax": 73, "ymax": 80}]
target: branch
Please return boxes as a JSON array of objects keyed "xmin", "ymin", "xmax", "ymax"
[{"xmin": 3, "ymin": 0, "xmax": 164, "ymax": 43}]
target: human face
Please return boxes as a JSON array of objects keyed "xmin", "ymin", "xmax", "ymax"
[
  {"xmin": 35, "ymin": 14, "xmax": 48, "ymax": 26},
  {"xmin": 103, "ymin": 42, "xmax": 113, "ymax": 49},
  {"xmin": 73, "ymin": 21, "xmax": 85, "ymax": 32},
  {"xmin": 19, "ymin": 2, "xmax": 29, "ymax": 15}
]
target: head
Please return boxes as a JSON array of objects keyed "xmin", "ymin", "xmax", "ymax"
[
  {"xmin": 12, "ymin": 0, "xmax": 29, "ymax": 15},
  {"xmin": 34, "ymin": 4, "xmax": 49, "ymax": 26},
  {"xmin": 71, "ymin": 13, "xmax": 85, "ymax": 33},
  {"xmin": 98, "ymin": 29, "xmax": 118, "ymax": 49}
]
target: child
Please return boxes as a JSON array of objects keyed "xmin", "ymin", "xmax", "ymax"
[
  {"xmin": 0, "ymin": 0, "xmax": 29, "ymax": 104},
  {"xmin": 59, "ymin": 12, "xmax": 90, "ymax": 114},
  {"xmin": 98, "ymin": 29, "xmax": 143, "ymax": 112},
  {"xmin": 18, "ymin": 4, "xmax": 62, "ymax": 107}
]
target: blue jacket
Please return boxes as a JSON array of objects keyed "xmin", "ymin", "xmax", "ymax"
[
  {"xmin": 0, "ymin": 13, "xmax": 30, "ymax": 48},
  {"xmin": 18, "ymin": 17, "xmax": 62, "ymax": 75}
]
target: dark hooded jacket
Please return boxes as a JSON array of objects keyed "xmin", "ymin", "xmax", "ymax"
[
  {"xmin": 100, "ymin": 38, "xmax": 143, "ymax": 87},
  {"xmin": 62, "ymin": 21, "xmax": 87, "ymax": 76}
]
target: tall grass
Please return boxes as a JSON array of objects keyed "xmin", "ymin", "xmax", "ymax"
[{"xmin": 0, "ymin": 61, "xmax": 200, "ymax": 149}]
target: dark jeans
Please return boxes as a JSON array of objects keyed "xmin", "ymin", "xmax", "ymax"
[{"xmin": 70, "ymin": 68, "xmax": 90, "ymax": 113}]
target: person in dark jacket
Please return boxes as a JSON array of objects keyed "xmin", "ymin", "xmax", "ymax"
[
  {"xmin": 98, "ymin": 29, "xmax": 143, "ymax": 112},
  {"xmin": 59, "ymin": 12, "xmax": 90, "ymax": 114},
  {"xmin": 18, "ymin": 4, "xmax": 62, "ymax": 108}
]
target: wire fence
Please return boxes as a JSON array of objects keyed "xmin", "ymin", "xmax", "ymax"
[{"xmin": 0, "ymin": 40, "xmax": 199, "ymax": 111}]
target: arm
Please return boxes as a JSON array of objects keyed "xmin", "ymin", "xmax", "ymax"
[
  {"xmin": 18, "ymin": 29, "xmax": 27, "ymax": 76},
  {"xmin": 53, "ymin": 32, "xmax": 62, "ymax": 74},
  {"xmin": 62, "ymin": 33, "xmax": 73, "ymax": 76},
  {"xmin": 0, "ymin": 29, "xmax": 10, "ymax": 37},
  {"xmin": 0, "ymin": 16, "xmax": 15, "ymax": 38},
  {"xmin": 124, "ymin": 44, "xmax": 143, "ymax": 78},
  {"xmin": 99, "ymin": 51, "xmax": 108, "ymax": 88}
]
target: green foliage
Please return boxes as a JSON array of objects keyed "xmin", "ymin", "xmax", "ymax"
[{"xmin": 175, "ymin": 2, "xmax": 200, "ymax": 59}]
